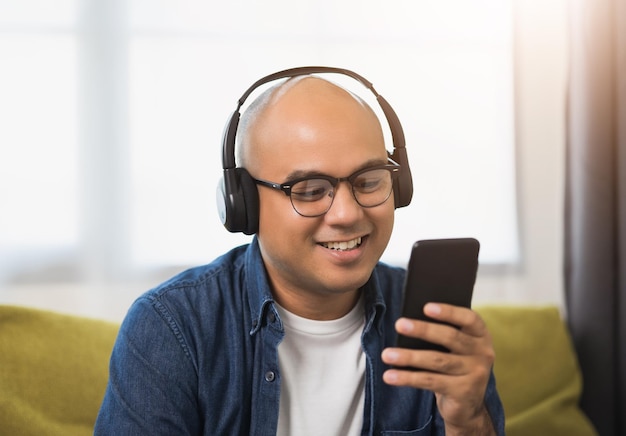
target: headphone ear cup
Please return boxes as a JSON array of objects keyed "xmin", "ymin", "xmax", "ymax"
[
  {"xmin": 389, "ymin": 148, "xmax": 413, "ymax": 208},
  {"xmin": 217, "ymin": 167, "xmax": 259, "ymax": 234},
  {"xmin": 238, "ymin": 168, "xmax": 259, "ymax": 235},
  {"xmin": 378, "ymin": 95, "xmax": 412, "ymax": 208}
]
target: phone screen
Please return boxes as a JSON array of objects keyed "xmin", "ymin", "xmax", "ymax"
[{"xmin": 396, "ymin": 238, "xmax": 480, "ymax": 352}]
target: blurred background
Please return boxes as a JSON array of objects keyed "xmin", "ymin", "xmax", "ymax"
[{"xmin": 0, "ymin": 0, "xmax": 567, "ymax": 320}]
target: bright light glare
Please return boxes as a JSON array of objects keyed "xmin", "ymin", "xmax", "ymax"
[{"xmin": 0, "ymin": 35, "xmax": 78, "ymax": 250}]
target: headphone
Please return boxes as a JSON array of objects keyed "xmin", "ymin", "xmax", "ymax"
[{"xmin": 217, "ymin": 66, "xmax": 413, "ymax": 235}]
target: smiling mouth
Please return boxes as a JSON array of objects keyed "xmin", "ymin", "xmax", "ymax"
[{"xmin": 319, "ymin": 236, "xmax": 363, "ymax": 251}]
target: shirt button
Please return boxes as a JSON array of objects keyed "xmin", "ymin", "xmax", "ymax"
[
  {"xmin": 267, "ymin": 312, "xmax": 276, "ymax": 323},
  {"xmin": 264, "ymin": 371, "xmax": 276, "ymax": 382}
]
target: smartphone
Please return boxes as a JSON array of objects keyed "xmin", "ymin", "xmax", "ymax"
[{"xmin": 396, "ymin": 238, "xmax": 480, "ymax": 352}]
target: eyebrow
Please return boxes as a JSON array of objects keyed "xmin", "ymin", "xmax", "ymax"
[{"xmin": 284, "ymin": 158, "xmax": 389, "ymax": 182}]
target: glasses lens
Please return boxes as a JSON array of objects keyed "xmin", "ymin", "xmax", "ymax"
[
  {"xmin": 290, "ymin": 178, "xmax": 333, "ymax": 216},
  {"xmin": 287, "ymin": 167, "xmax": 395, "ymax": 216},
  {"xmin": 352, "ymin": 168, "xmax": 394, "ymax": 207}
]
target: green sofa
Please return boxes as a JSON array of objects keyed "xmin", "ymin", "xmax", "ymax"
[{"xmin": 0, "ymin": 304, "xmax": 598, "ymax": 435}]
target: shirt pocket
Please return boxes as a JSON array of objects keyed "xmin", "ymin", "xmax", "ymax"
[{"xmin": 381, "ymin": 415, "xmax": 433, "ymax": 435}]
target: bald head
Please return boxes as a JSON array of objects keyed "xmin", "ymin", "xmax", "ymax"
[{"xmin": 236, "ymin": 76, "xmax": 384, "ymax": 172}]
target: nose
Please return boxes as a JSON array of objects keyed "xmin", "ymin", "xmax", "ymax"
[{"xmin": 324, "ymin": 181, "xmax": 363, "ymax": 224}]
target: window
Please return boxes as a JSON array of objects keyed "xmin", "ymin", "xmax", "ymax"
[
  {"xmin": 0, "ymin": 1, "xmax": 78, "ymax": 282},
  {"xmin": 0, "ymin": 0, "xmax": 516, "ymax": 285}
]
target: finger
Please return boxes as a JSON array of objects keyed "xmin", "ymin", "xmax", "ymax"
[
  {"xmin": 382, "ymin": 353, "xmax": 493, "ymax": 397},
  {"xmin": 395, "ymin": 317, "xmax": 478, "ymax": 355},
  {"xmin": 382, "ymin": 366, "xmax": 459, "ymax": 393},
  {"xmin": 423, "ymin": 303, "xmax": 488, "ymax": 338},
  {"xmin": 382, "ymin": 347, "xmax": 465, "ymax": 375}
]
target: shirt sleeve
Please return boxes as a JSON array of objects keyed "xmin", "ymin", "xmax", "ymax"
[
  {"xmin": 484, "ymin": 370, "xmax": 506, "ymax": 435},
  {"xmin": 94, "ymin": 296, "xmax": 200, "ymax": 435}
]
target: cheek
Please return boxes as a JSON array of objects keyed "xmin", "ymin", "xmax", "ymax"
[
  {"xmin": 257, "ymin": 191, "xmax": 309, "ymax": 241},
  {"xmin": 256, "ymin": 192, "xmax": 322, "ymax": 279},
  {"xmin": 371, "ymin": 202, "xmax": 395, "ymax": 244}
]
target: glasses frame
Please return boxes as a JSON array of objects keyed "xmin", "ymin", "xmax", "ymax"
[{"xmin": 252, "ymin": 160, "xmax": 401, "ymax": 217}]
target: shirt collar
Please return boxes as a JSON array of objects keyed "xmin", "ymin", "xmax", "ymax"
[
  {"xmin": 244, "ymin": 237, "xmax": 276, "ymax": 335},
  {"xmin": 244, "ymin": 236, "xmax": 387, "ymax": 335}
]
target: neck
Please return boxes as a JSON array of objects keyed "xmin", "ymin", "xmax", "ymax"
[{"xmin": 271, "ymin": 285, "xmax": 361, "ymax": 320}]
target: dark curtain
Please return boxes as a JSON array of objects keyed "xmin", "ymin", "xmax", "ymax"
[{"xmin": 565, "ymin": 0, "xmax": 626, "ymax": 435}]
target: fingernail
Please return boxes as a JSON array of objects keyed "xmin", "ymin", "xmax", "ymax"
[
  {"xmin": 424, "ymin": 303, "xmax": 441, "ymax": 316},
  {"xmin": 383, "ymin": 349, "xmax": 399, "ymax": 363},
  {"xmin": 384, "ymin": 370, "xmax": 399, "ymax": 384},
  {"xmin": 397, "ymin": 318, "xmax": 413, "ymax": 333}
]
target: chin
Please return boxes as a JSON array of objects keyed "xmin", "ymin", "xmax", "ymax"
[{"xmin": 323, "ymin": 266, "xmax": 374, "ymax": 293}]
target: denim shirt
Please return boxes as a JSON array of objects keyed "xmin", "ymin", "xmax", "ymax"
[{"xmin": 95, "ymin": 238, "xmax": 505, "ymax": 435}]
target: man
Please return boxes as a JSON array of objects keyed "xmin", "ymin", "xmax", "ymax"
[{"xmin": 95, "ymin": 70, "xmax": 504, "ymax": 435}]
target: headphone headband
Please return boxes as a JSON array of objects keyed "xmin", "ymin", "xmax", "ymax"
[{"xmin": 236, "ymin": 67, "xmax": 377, "ymax": 109}]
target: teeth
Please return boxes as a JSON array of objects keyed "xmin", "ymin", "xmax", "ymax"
[{"xmin": 321, "ymin": 237, "xmax": 362, "ymax": 251}]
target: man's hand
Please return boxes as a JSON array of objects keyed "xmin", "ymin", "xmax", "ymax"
[{"xmin": 381, "ymin": 303, "xmax": 496, "ymax": 435}]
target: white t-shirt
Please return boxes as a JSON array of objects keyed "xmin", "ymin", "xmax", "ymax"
[{"xmin": 275, "ymin": 298, "xmax": 366, "ymax": 436}]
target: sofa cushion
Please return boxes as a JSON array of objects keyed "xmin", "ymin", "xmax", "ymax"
[
  {"xmin": 478, "ymin": 305, "xmax": 597, "ymax": 436},
  {"xmin": 0, "ymin": 305, "xmax": 119, "ymax": 436}
]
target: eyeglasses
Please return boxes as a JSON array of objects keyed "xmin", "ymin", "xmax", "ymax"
[{"xmin": 253, "ymin": 161, "xmax": 400, "ymax": 217}]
